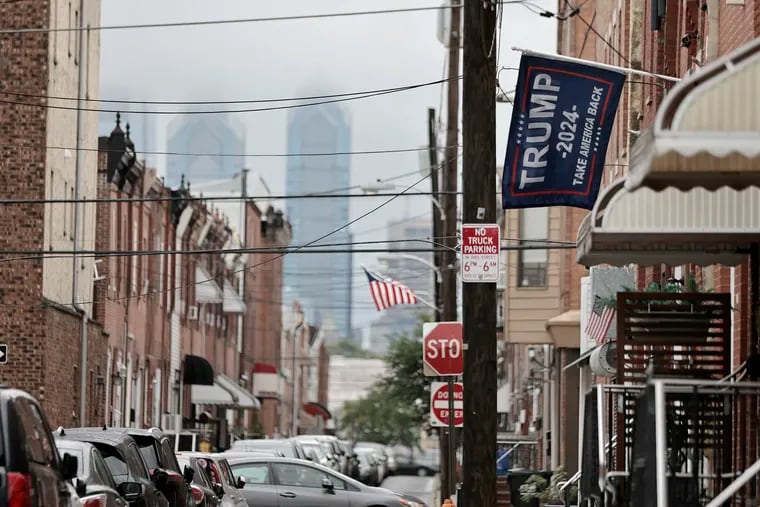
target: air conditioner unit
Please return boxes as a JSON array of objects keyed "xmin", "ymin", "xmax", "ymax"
[
  {"xmin": 161, "ymin": 414, "xmax": 183, "ymax": 432},
  {"xmin": 590, "ymin": 341, "xmax": 617, "ymax": 376},
  {"xmin": 188, "ymin": 306, "xmax": 199, "ymax": 320}
]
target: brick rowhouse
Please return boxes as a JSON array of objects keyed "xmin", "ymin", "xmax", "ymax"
[{"xmin": 0, "ymin": 0, "xmax": 106, "ymax": 427}]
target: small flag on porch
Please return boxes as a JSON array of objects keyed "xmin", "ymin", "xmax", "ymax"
[
  {"xmin": 586, "ymin": 296, "xmax": 615, "ymax": 344},
  {"xmin": 363, "ymin": 267, "xmax": 418, "ymax": 311}
]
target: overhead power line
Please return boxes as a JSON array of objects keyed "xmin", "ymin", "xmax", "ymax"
[
  {"xmin": 2, "ymin": 77, "xmax": 462, "ymax": 107},
  {"xmin": 0, "ymin": 77, "xmax": 461, "ymax": 115},
  {"xmin": 35, "ymin": 143, "xmax": 461, "ymax": 159},
  {"xmin": 0, "ymin": 191, "xmax": 459, "ymax": 206},
  {"xmin": 0, "ymin": 2, "xmax": 533, "ymax": 34},
  {"xmin": 18, "ymin": 171, "xmax": 436, "ymax": 308}
]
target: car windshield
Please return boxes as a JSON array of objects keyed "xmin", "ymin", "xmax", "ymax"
[
  {"xmin": 96, "ymin": 444, "xmax": 129, "ymax": 482},
  {"xmin": 159, "ymin": 440, "xmax": 180, "ymax": 472},
  {"xmin": 301, "ymin": 443, "xmax": 325, "ymax": 459},
  {"xmin": 133, "ymin": 437, "xmax": 160, "ymax": 470}
]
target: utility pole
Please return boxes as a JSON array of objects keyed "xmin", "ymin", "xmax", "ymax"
[
  {"xmin": 441, "ymin": 2, "xmax": 461, "ymax": 500},
  {"xmin": 461, "ymin": 0, "xmax": 498, "ymax": 506},
  {"xmin": 427, "ymin": 108, "xmax": 442, "ymax": 323}
]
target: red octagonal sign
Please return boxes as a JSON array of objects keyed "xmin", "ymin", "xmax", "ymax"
[
  {"xmin": 422, "ymin": 321, "xmax": 463, "ymax": 377},
  {"xmin": 430, "ymin": 381, "xmax": 464, "ymax": 427}
]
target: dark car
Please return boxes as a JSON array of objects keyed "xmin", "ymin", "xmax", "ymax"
[
  {"xmin": 226, "ymin": 455, "xmax": 426, "ymax": 507},
  {"xmin": 111, "ymin": 427, "xmax": 195, "ymax": 507},
  {"xmin": 228, "ymin": 439, "xmax": 307, "ymax": 460},
  {"xmin": 55, "ymin": 439, "xmax": 129, "ymax": 507},
  {"xmin": 175, "ymin": 455, "xmax": 221, "ymax": 507},
  {"xmin": 354, "ymin": 449, "xmax": 380, "ymax": 486},
  {"xmin": 58, "ymin": 428, "xmax": 170, "ymax": 507},
  {"xmin": 176, "ymin": 453, "xmax": 246, "ymax": 507},
  {"xmin": 0, "ymin": 387, "xmax": 79, "ymax": 507}
]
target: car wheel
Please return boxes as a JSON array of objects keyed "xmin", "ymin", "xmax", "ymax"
[{"xmin": 417, "ymin": 467, "xmax": 428, "ymax": 477}]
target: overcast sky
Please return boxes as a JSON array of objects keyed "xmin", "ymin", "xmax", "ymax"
[{"xmin": 99, "ymin": 0, "xmax": 558, "ymax": 329}]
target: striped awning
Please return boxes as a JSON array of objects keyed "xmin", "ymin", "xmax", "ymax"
[
  {"xmin": 625, "ymin": 37, "xmax": 760, "ymax": 192},
  {"xmin": 577, "ymin": 179, "xmax": 760, "ymax": 267}
]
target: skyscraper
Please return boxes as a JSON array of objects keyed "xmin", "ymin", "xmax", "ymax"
[
  {"xmin": 284, "ymin": 104, "xmax": 352, "ymax": 341},
  {"xmin": 165, "ymin": 114, "xmax": 245, "ymax": 188}
]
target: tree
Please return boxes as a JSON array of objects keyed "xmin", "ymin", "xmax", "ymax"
[
  {"xmin": 327, "ymin": 339, "xmax": 381, "ymax": 359},
  {"xmin": 339, "ymin": 320, "xmax": 432, "ymax": 446}
]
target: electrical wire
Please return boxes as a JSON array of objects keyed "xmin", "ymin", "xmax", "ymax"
[
  {"xmin": 563, "ymin": 0, "xmax": 630, "ymax": 64},
  {"xmin": 0, "ymin": 191, "xmax": 460, "ymax": 206},
  {"xmin": 36, "ymin": 143, "xmax": 462, "ymax": 159},
  {"xmin": 1, "ymin": 172, "xmax": 435, "ymax": 308},
  {"xmin": 0, "ymin": 77, "xmax": 461, "ymax": 115},
  {"xmin": 0, "ymin": 1, "xmax": 537, "ymax": 34},
  {"xmin": 2, "ymin": 77, "xmax": 463, "ymax": 107}
]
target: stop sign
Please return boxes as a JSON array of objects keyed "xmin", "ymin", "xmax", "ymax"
[
  {"xmin": 430, "ymin": 381, "xmax": 464, "ymax": 427},
  {"xmin": 422, "ymin": 322, "xmax": 463, "ymax": 376}
]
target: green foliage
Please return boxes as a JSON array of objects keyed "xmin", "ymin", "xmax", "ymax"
[
  {"xmin": 599, "ymin": 271, "xmax": 710, "ymax": 308},
  {"xmin": 339, "ymin": 320, "xmax": 430, "ymax": 447},
  {"xmin": 327, "ymin": 339, "xmax": 381, "ymax": 359},
  {"xmin": 519, "ymin": 466, "xmax": 577, "ymax": 504}
]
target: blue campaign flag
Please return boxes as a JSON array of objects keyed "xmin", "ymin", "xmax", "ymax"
[{"xmin": 502, "ymin": 54, "xmax": 626, "ymax": 209}]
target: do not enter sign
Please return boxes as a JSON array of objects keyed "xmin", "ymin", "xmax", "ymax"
[
  {"xmin": 430, "ymin": 381, "xmax": 463, "ymax": 427},
  {"xmin": 422, "ymin": 321, "xmax": 463, "ymax": 377}
]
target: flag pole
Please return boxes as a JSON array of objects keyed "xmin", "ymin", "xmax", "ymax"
[{"xmin": 511, "ymin": 46, "xmax": 682, "ymax": 83}]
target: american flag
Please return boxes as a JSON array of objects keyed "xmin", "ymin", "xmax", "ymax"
[
  {"xmin": 586, "ymin": 295, "xmax": 616, "ymax": 344},
  {"xmin": 363, "ymin": 268, "xmax": 418, "ymax": 311}
]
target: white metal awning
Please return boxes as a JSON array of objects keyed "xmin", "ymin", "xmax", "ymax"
[
  {"xmin": 577, "ymin": 179, "xmax": 760, "ymax": 267},
  {"xmin": 625, "ymin": 37, "xmax": 760, "ymax": 192},
  {"xmin": 215, "ymin": 374, "xmax": 261, "ymax": 410},
  {"xmin": 190, "ymin": 381, "xmax": 236, "ymax": 406},
  {"xmin": 222, "ymin": 281, "xmax": 246, "ymax": 314},
  {"xmin": 195, "ymin": 266, "xmax": 223, "ymax": 304}
]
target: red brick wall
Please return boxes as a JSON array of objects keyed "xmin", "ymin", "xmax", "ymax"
[
  {"xmin": 719, "ymin": 0, "xmax": 757, "ymax": 55},
  {"xmin": 0, "ymin": 0, "xmax": 49, "ymax": 400}
]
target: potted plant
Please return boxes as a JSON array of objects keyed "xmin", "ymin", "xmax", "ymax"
[{"xmin": 518, "ymin": 466, "xmax": 576, "ymax": 507}]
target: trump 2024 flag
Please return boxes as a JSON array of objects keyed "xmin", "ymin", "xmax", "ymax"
[{"xmin": 502, "ymin": 54, "xmax": 626, "ymax": 209}]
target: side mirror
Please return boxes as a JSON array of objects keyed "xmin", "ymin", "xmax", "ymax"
[
  {"xmin": 183, "ymin": 465, "xmax": 195, "ymax": 484},
  {"xmin": 151, "ymin": 468, "xmax": 169, "ymax": 489},
  {"xmin": 236, "ymin": 475, "xmax": 246, "ymax": 489},
  {"xmin": 118, "ymin": 482, "xmax": 143, "ymax": 502},
  {"xmin": 321, "ymin": 477, "xmax": 335, "ymax": 492},
  {"xmin": 75, "ymin": 478, "xmax": 87, "ymax": 498},
  {"xmin": 60, "ymin": 453, "xmax": 78, "ymax": 481}
]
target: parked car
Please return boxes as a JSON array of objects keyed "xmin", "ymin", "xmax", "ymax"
[
  {"xmin": 393, "ymin": 449, "xmax": 440, "ymax": 477},
  {"xmin": 175, "ymin": 454, "xmax": 222, "ymax": 507},
  {"xmin": 228, "ymin": 439, "xmax": 307, "ymax": 460},
  {"xmin": 176, "ymin": 453, "xmax": 246, "ymax": 507},
  {"xmin": 59, "ymin": 428, "xmax": 170, "ymax": 507},
  {"xmin": 295, "ymin": 439, "xmax": 339, "ymax": 471},
  {"xmin": 226, "ymin": 455, "xmax": 426, "ymax": 507},
  {"xmin": 0, "ymin": 386, "xmax": 80, "ymax": 506},
  {"xmin": 354, "ymin": 448, "xmax": 380, "ymax": 486},
  {"xmin": 354, "ymin": 442, "xmax": 390, "ymax": 480},
  {"xmin": 55, "ymin": 439, "xmax": 130, "ymax": 507},
  {"xmin": 112, "ymin": 427, "xmax": 195, "ymax": 507},
  {"xmin": 293, "ymin": 435, "xmax": 347, "ymax": 474}
]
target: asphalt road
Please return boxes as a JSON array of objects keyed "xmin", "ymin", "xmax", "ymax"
[{"xmin": 381, "ymin": 474, "xmax": 439, "ymax": 507}]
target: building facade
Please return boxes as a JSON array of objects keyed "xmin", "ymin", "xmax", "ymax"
[
  {"xmin": 165, "ymin": 115, "xmax": 246, "ymax": 188},
  {"xmin": 283, "ymin": 104, "xmax": 353, "ymax": 341},
  {"xmin": 0, "ymin": 0, "xmax": 107, "ymax": 426},
  {"xmin": 498, "ymin": 0, "xmax": 760, "ymax": 487}
]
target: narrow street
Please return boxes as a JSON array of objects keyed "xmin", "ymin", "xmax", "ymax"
[{"xmin": 381, "ymin": 475, "xmax": 440, "ymax": 507}]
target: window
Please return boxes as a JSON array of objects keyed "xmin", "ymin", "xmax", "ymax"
[
  {"xmin": 135, "ymin": 438, "xmax": 159, "ymax": 469},
  {"xmin": 272, "ymin": 463, "xmax": 345, "ymax": 490},
  {"xmin": 96, "ymin": 445, "xmax": 129, "ymax": 483},
  {"xmin": 16, "ymin": 400, "xmax": 56, "ymax": 467},
  {"xmin": 517, "ymin": 207, "xmax": 548, "ymax": 287},
  {"xmin": 91, "ymin": 448, "xmax": 118, "ymax": 489},
  {"xmin": 232, "ymin": 463, "xmax": 272, "ymax": 485}
]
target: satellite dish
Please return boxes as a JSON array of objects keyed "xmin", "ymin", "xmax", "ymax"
[{"xmin": 590, "ymin": 341, "xmax": 617, "ymax": 376}]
